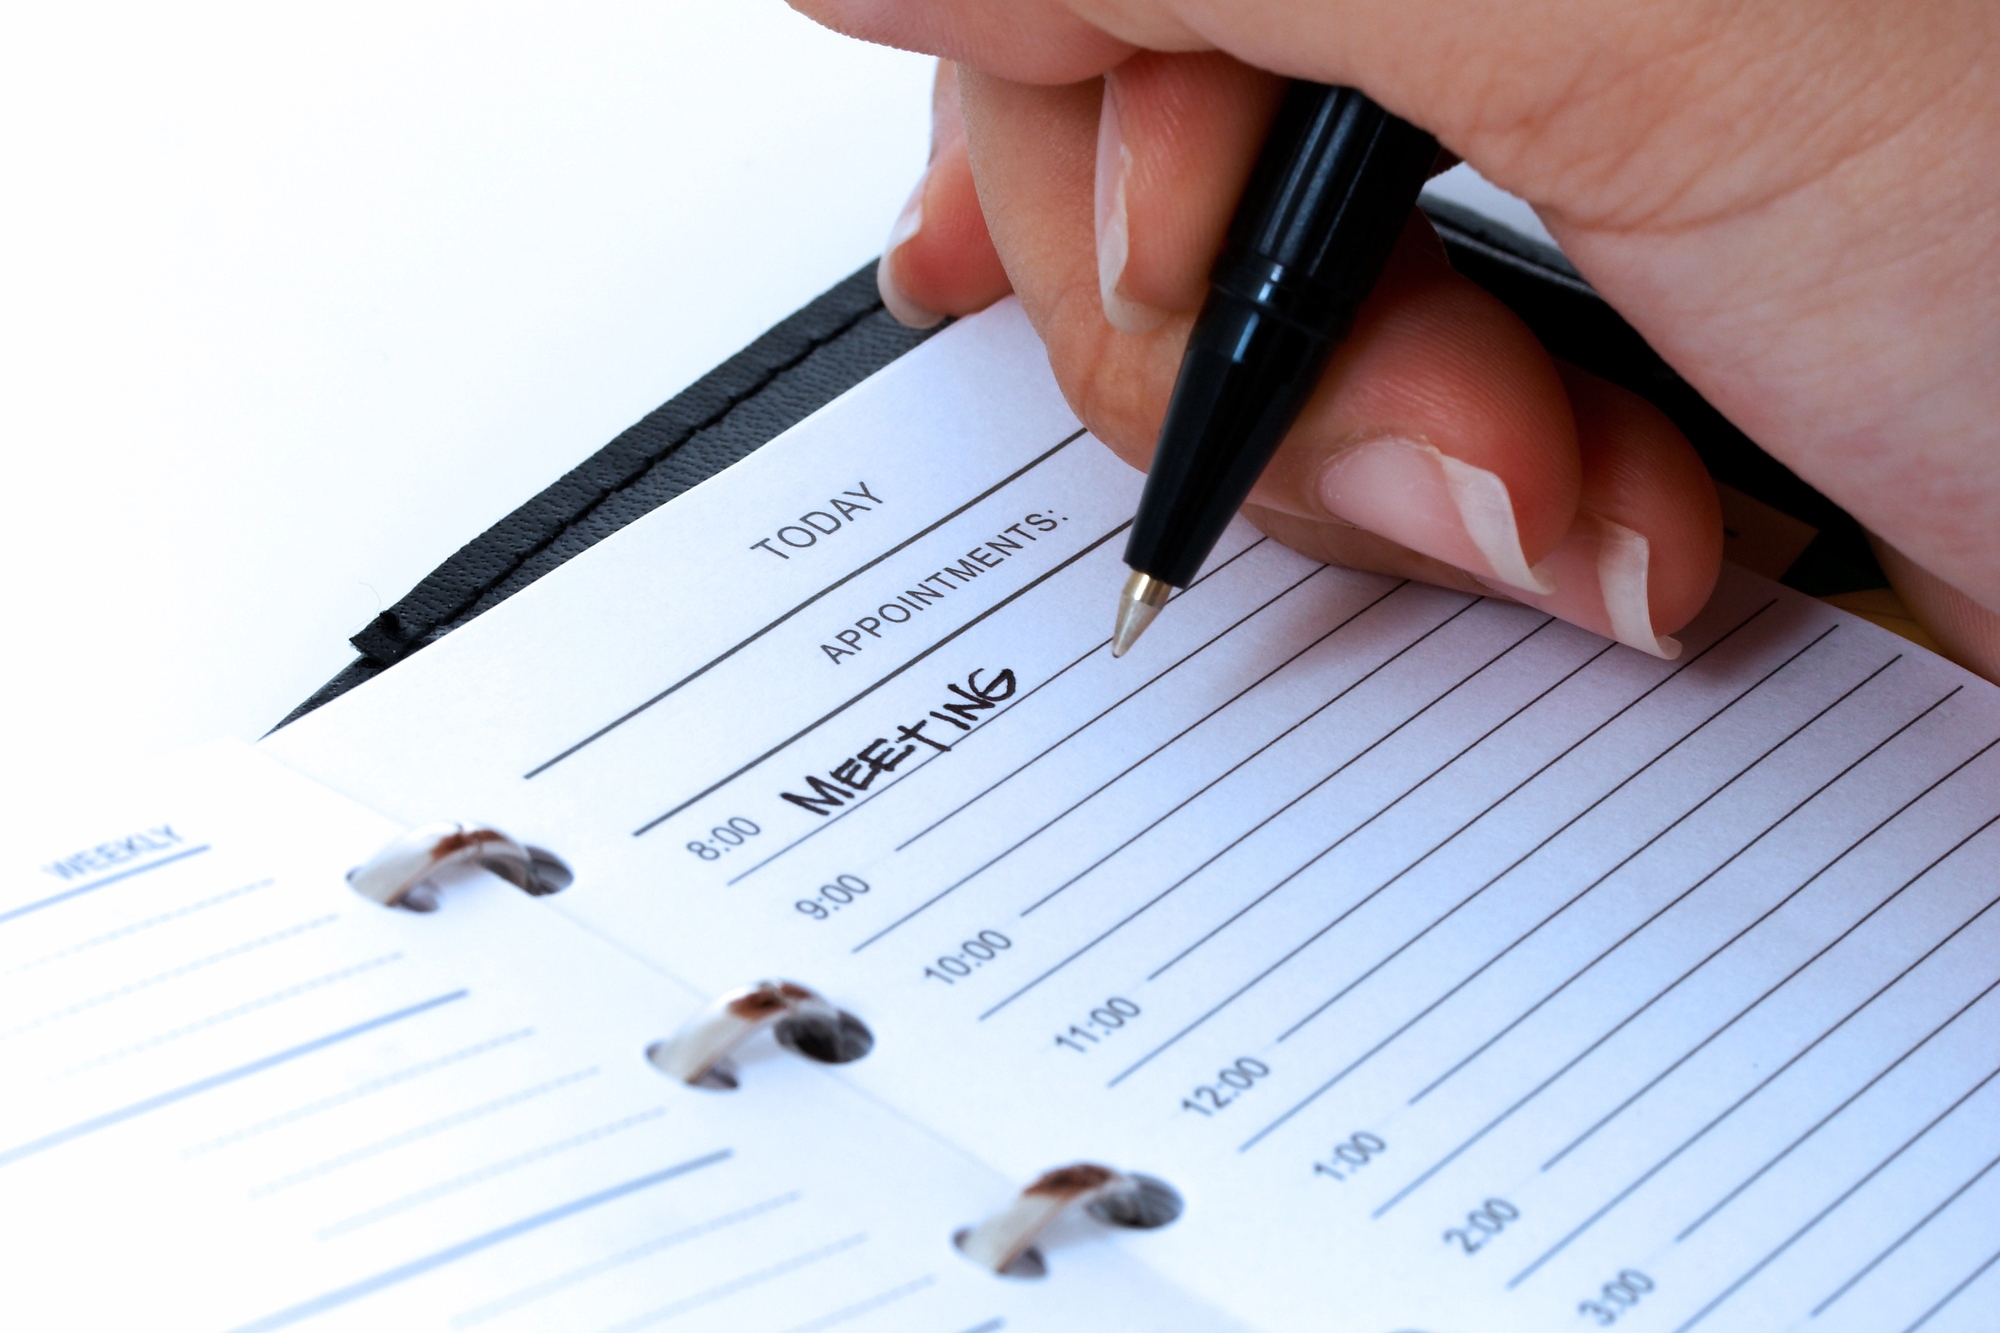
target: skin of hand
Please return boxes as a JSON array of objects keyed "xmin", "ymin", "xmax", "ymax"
[{"xmin": 792, "ymin": 0, "xmax": 2000, "ymax": 678}]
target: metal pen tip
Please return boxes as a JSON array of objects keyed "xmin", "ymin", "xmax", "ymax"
[{"xmin": 1111, "ymin": 570, "xmax": 1172, "ymax": 658}]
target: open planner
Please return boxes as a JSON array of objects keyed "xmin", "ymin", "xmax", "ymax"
[{"xmin": 12, "ymin": 302, "xmax": 1999, "ymax": 1332}]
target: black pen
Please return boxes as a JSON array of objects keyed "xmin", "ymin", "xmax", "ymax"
[{"xmin": 1110, "ymin": 83, "xmax": 1438, "ymax": 655}]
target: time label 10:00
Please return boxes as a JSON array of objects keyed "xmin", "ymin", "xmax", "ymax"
[
  {"xmin": 686, "ymin": 816, "xmax": 761, "ymax": 861},
  {"xmin": 922, "ymin": 930, "xmax": 1012, "ymax": 984}
]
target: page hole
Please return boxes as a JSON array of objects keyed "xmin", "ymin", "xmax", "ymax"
[
  {"xmin": 1087, "ymin": 1174, "xmax": 1183, "ymax": 1230},
  {"xmin": 775, "ymin": 1008, "xmax": 874, "ymax": 1065},
  {"xmin": 520, "ymin": 846, "xmax": 572, "ymax": 896},
  {"xmin": 643, "ymin": 1041, "xmax": 739, "ymax": 1091},
  {"xmin": 952, "ymin": 1229, "xmax": 1045, "ymax": 1279}
]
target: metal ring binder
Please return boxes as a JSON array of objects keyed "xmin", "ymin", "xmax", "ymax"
[
  {"xmin": 954, "ymin": 1164, "xmax": 1184, "ymax": 1278},
  {"xmin": 346, "ymin": 821, "xmax": 572, "ymax": 911},
  {"xmin": 645, "ymin": 980, "xmax": 874, "ymax": 1090}
]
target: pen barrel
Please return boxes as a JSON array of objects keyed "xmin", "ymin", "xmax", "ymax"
[{"xmin": 1124, "ymin": 84, "xmax": 1437, "ymax": 588}]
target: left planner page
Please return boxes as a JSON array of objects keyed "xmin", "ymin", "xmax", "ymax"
[{"xmin": 0, "ymin": 742, "xmax": 1233, "ymax": 1333}]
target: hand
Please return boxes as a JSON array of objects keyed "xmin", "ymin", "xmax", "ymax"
[{"xmin": 794, "ymin": 1, "xmax": 2000, "ymax": 677}]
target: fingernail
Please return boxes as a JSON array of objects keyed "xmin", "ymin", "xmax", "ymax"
[
  {"xmin": 878, "ymin": 175, "xmax": 943, "ymax": 329},
  {"xmin": 1591, "ymin": 514, "xmax": 1682, "ymax": 658},
  {"xmin": 1492, "ymin": 513, "xmax": 1684, "ymax": 658},
  {"xmin": 1317, "ymin": 436, "xmax": 1557, "ymax": 595},
  {"xmin": 1094, "ymin": 82, "xmax": 1165, "ymax": 335}
]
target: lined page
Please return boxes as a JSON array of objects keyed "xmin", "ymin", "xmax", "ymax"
[
  {"xmin": 269, "ymin": 302, "xmax": 2000, "ymax": 1332},
  {"xmin": 1, "ymin": 742, "xmax": 1232, "ymax": 1333}
]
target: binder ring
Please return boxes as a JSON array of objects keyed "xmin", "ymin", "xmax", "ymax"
[
  {"xmin": 347, "ymin": 821, "xmax": 572, "ymax": 911},
  {"xmin": 646, "ymin": 980, "xmax": 873, "ymax": 1090},
  {"xmin": 954, "ymin": 1164, "xmax": 1183, "ymax": 1278}
]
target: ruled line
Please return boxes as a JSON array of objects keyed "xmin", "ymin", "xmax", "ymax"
[
  {"xmin": 0, "ymin": 990, "xmax": 466, "ymax": 1171},
  {"xmin": 1016, "ymin": 580, "xmax": 1441, "ymax": 919},
  {"xmin": 848, "ymin": 570, "xmax": 1402, "ymax": 956},
  {"xmin": 732, "ymin": 541, "xmax": 1278, "ymax": 884},
  {"xmin": 980, "ymin": 605, "xmax": 1540, "ymax": 1022},
  {"xmin": 893, "ymin": 538, "xmax": 1281, "ymax": 854},
  {"xmin": 226, "ymin": 1149, "xmax": 732, "ymax": 1333},
  {"xmin": 0, "ymin": 843, "xmax": 211, "ymax": 926},
  {"xmin": 1661, "ymin": 1059, "xmax": 2000, "ymax": 1329},
  {"xmin": 1507, "ymin": 812, "xmax": 2000, "ymax": 1291},
  {"xmin": 1811, "ymin": 1146, "xmax": 2000, "ymax": 1315},
  {"xmin": 632, "ymin": 521, "xmax": 1130, "ymax": 836},
  {"xmin": 1371, "ymin": 700, "xmax": 1978, "ymax": 1220},
  {"xmin": 528, "ymin": 428, "xmax": 1087, "ymax": 779},
  {"xmin": 1142, "ymin": 641, "xmax": 1616, "ymax": 986},
  {"xmin": 1112, "ymin": 608, "xmax": 1777, "ymax": 1096},
  {"xmin": 1236, "ymin": 612, "xmax": 1821, "ymax": 1151}
]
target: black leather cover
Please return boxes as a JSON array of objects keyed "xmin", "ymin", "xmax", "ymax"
[{"xmin": 278, "ymin": 206, "xmax": 1879, "ymax": 728}]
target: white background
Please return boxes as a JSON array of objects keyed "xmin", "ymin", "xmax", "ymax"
[{"xmin": 0, "ymin": 0, "xmax": 1536, "ymax": 812}]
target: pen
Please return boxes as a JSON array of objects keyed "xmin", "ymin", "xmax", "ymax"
[{"xmin": 1110, "ymin": 83, "xmax": 1439, "ymax": 656}]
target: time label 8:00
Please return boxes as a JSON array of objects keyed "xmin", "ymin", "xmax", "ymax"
[{"xmin": 686, "ymin": 816, "xmax": 761, "ymax": 861}]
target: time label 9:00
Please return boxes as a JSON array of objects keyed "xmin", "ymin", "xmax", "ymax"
[{"xmin": 795, "ymin": 874, "xmax": 871, "ymax": 920}]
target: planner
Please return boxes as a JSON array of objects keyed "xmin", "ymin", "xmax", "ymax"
[{"xmin": 14, "ymin": 298, "xmax": 1999, "ymax": 1332}]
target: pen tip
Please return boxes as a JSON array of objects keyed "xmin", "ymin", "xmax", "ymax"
[{"xmin": 1111, "ymin": 570, "xmax": 1172, "ymax": 658}]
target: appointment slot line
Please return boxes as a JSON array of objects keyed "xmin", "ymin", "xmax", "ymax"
[
  {"xmin": 1235, "ymin": 614, "xmax": 1823, "ymax": 1151},
  {"xmin": 1376, "ymin": 696, "xmax": 1968, "ymax": 1216},
  {"xmin": 1016, "ymin": 580, "xmax": 1443, "ymax": 919},
  {"xmin": 1507, "ymin": 812, "xmax": 2000, "ymax": 1293},
  {"xmin": 904, "ymin": 557, "xmax": 1327, "ymax": 878},
  {"xmin": 1813, "ymin": 1145, "xmax": 2000, "ymax": 1317},
  {"xmin": 1142, "ymin": 641, "xmax": 1613, "ymax": 987},
  {"xmin": 634, "ymin": 520, "xmax": 1130, "ymax": 836},
  {"xmin": 1405, "ymin": 667, "xmax": 1936, "ymax": 1108},
  {"xmin": 852, "ymin": 577, "xmax": 1414, "ymax": 956},
  {"xmin": 1275, "ymin": 650, "xmax": 1892, "ymax": 1051},
  {"xmin": 968, "ymin": 588, "xmax": 1488, "ymax": 1012},
  {"xmin": 892, "ymin": 537, "xmax": 1274, "ymax": 853},
  {"xmin": 723, "ymin": 598, "xmax": 1131, "ymax": 885},
  {"xmin": 1375, "ymin": 731, "xmax": 2000, "ymax": 1219},
  {"xmin": 1898, "ymin": 1245, "xmax": 2000, "ymax": 1333},
  {"xmin": 1143, "ymin": 606, "xmax": 1777, "ymax": 989},
  {"xmin": 982, "ymin": 607, "xmax": 1541, "ymax": 1024},
  {"xmin": 1539, "ymin": 804, "xmax": 2000, "ymax": 1174},
  {"xmin": 528, "ymin": 429, "xmax": 1087, "ymax": 779},
  {"xmin": 1117, "ymin": 604, "xmax": 1775, "ymax": 1094},
  {"xmin": 1100, "ymin": 628, "xmax": 1599, "ymax": 1088},
  {"xmin": 1144, "ymin": 641, "xmax": 1622, "ymax": 992},
  {"xmin": 1678, "ymin": 967, "xmax": 2000, "ymax": 1243},
  {"xmin": 1660, "ymin": 1058, "xmax": 2000, "ymax": 1331},
  {"xmin": 1558, "ymin": 893, "xmax": 2000, "ymax": 1265}
]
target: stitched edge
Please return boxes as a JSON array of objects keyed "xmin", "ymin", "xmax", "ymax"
[{"xmin": 350, "ymin": 271, "xmax": 890, "ymax": 665}]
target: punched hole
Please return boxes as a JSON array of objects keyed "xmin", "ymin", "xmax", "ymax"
[
  {"xmin": 775, "ymin": 1008, "xmax": 874, "ymax": 1065},
  {"xmin": 952, "ymin": 1229, "xmax": 1046, "ymax": 1279}
]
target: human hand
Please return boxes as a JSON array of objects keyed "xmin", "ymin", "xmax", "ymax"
[{"xmin": 795, "ymin": 0, "xmax": 2000, "ymax": 676}]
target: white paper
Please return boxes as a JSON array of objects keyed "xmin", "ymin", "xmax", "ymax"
[
  {"xmin": 0, "ymin": 741, "xmax": 1235, "ymax": 1333},
  {"xmin": 268, "ymin": 302, "xmax": 2000, "ymax": 1332}
]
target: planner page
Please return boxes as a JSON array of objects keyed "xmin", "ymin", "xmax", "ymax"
[
  {"xmin": 268, "ymin": 302, "xmax": 2000, "ymax": 1333},
  {"xmin": 1, "ymin": 741, "xmax": 1232, "ymax": 1333}
]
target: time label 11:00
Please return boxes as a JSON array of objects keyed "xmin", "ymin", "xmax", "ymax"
[{"xmin": 686, "ymin": 816, "xmax": 761, "ymax": 861}]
